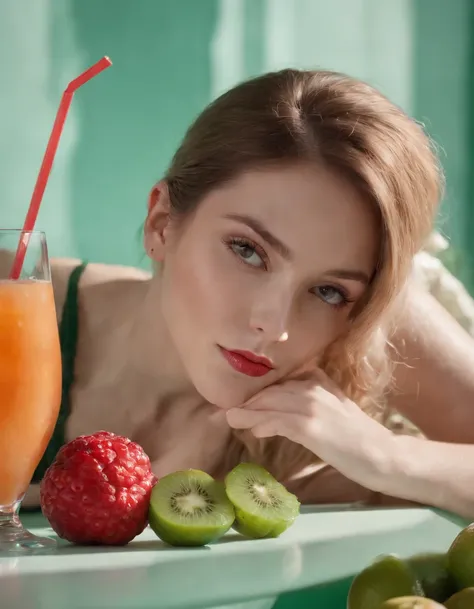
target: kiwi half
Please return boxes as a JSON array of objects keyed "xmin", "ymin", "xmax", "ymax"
[
  {"xmin": 149, "ymin": 469, "xmax": 235, "ymax": 546},
  {"xmin": 224, "ymin": 463, "xmax": 300, "ymax": 538}
]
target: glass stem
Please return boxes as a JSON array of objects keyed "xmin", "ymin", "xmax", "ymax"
[
  {"xmin": 0, "ymin": 494, "xmax": 56, "ymax": 554},
  {"xmin": 0, "ymin": 497, "xmax": 23, "ymax": 534}
]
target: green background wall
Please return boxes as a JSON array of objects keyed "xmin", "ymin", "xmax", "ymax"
[{"xmin": 1, "ymin": 0, "xmax": 472, "ymax": 281}]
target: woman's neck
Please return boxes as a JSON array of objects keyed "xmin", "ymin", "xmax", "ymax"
[
  {"xmin": 115, "ymin": 276, "xmax": 203, "ymax": 404},
  {"xmin": 79, "ymin": 273, "xmax": 203, "ymax": 408}
]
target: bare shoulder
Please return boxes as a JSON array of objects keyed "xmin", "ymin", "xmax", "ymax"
[
  {"xmin": 51, "ymin": 258, "xmax": 150, "ymax": 289},
  {"xmin": 50, "ymin": 258, "xmax": 151, "ymax": 323}
]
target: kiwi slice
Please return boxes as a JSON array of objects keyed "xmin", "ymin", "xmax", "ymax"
[
  {"xmin": 224, "ymin": 463, "xmax": 300, "ymax": 538},
  {"xmin": 148, "ymin": 469, "xmax": 235, "ymax": 547}
]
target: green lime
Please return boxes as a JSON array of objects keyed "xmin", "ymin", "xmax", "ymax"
[
  {"xmin": 447, "ymin": 524, "xmax": 474, "ymax": 589},
  {"xmin": 378, "ymin": 598, "xmax": 445, "ymax": 608},
  {"xmin": 445, "ymin": 587, "xmax": 474, "ymax": 608},
  {"xmin": 148, "ymin": 469, "xmax": 235, "ymax": 546},
  {"xmin": 224, "ymin": 463, "xmax": 300, "ymax": 538},
  {"xmin": 348, "ymin": 555, "xmax": 424, "ymax": 609},
  {"xmin": 407, "ymin": 552, "xmax": 455, "ymax": 602}
]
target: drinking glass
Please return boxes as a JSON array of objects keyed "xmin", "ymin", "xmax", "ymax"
[{"xmin": 0, "ymin": 230, "xmax": 61, "ymax": 553}]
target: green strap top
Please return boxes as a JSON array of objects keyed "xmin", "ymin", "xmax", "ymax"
[{"xmin": 32, "ymin": 263, "xmax": 88, "ymax": 483}]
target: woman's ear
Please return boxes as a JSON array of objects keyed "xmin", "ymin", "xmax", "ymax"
[{"xmin": 144, "ymin": 181, "xmax": 172, "ymax": 262}]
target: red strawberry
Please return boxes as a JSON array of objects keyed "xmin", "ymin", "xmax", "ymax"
[{"xmin": 40, "ymin": 431, "xmax": 157, "ymax": 545}]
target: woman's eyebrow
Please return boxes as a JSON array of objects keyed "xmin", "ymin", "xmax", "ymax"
[{"xmin": 223, "ymin": 213, "xmax": 292, "ymax": 260}]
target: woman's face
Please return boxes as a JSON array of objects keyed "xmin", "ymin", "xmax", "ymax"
[{"xmin": 146, "ymin": 163, "xmax": 378, "ymax": 408}]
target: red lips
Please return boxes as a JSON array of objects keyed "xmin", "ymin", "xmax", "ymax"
[{"xmin": 220, "ymin": 348, "xmax": 274, "ymax": 377}]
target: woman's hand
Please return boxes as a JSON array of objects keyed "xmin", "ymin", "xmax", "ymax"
[
  {"xmin": 226, "ymin": 369, "xmax": 393, "ymax": 492},
  {"xmin": 227, "ymin": 368, "xmax": 474, "ymax": 519}
]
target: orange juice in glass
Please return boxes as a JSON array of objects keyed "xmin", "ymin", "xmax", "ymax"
[{"xmin": 0, "ymin": 230, "xmax": 61, "ymax": 553}]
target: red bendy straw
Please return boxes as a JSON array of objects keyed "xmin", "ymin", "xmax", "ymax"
[{"xmin": 9, "ymin": 56, "xmax": 112, "ymax": 280}]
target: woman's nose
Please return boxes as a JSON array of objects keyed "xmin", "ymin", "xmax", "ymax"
[{"xmin": 249, "ymin": 286, "xmax": 292, "ymax": 343}]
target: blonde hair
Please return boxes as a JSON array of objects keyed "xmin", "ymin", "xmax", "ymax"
[{"xmin": 164, "ymin": 69, "xmax": 443, "ymax": 481}]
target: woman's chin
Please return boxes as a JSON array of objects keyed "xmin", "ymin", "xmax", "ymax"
[{"xmin": 193, "ymin": 378, "xmax": 257, "ymax": 410}]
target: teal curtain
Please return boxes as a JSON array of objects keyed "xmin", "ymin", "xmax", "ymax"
[
  {"xmin": 467, "ymin": 1, "xmax": 474, "ymax": 291},
  {"xmin": 413, "ymin": 0, "xmax": 472, "ymax": 289}
]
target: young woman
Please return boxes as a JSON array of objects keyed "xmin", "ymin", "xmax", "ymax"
[{"xmin": 22, "ymin": 69, "xmax": 474, "ymax": 518}]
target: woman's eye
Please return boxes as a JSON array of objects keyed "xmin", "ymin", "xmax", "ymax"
[
  {"xmin": 231, "ymin": 243, "xmax": 264, "ymax": 268},
  {"xmin": 314, "ymin": 285, "xmax": 347, "ymax": 306}
]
